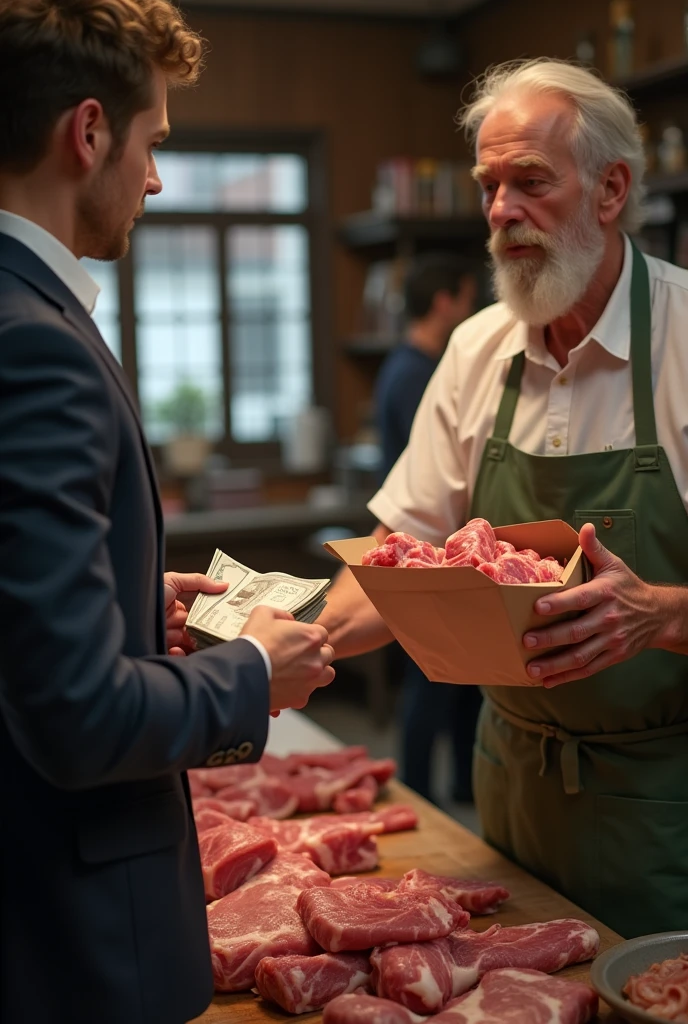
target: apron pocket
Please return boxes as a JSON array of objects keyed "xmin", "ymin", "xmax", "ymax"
[
  {"xmin": 596, "ymin": 793, "xmax": 688, "ymax": 938},
  {"xmin": 574, "ymin": 509, "xmax": 636, "ymax": 571},
  {"xmin": 473, "ymin": 742, "xmax": 512, "ymax": 857}
]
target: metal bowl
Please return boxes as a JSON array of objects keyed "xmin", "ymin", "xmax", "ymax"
[{"xmin": 590, "ymin": 932, "xmax": 688, "ymax": 1023}]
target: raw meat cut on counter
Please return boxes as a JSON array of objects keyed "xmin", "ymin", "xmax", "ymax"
[
  {"xmin": 195, "ymin": 807, "xmax": 234, "ymax": 833},
  {"xmin": 361, "ymin": 518, "xmax": 565, "ymax": 584},
  {"xmin": 371, "ymin": 935, "xmax": 459, "ymax": 1014},
  {"xmin": 324, "ymin": 968, "xmax": 598, "ymax": 1024},
  {"xmin": 254, "ymin": 951, "xmax": 373, "ymax": 1013},
  {"xmin": 207, "ymin": 852, "xmax": 330, "ymax": 992},
  {"xmin": 245, "ymin": 805, "xmax": 419, "ymax": 875},
  {"xmin": 372, "ymin": 919, "xmax": 599, "ymax": 1012},
  {"xmin": 214, "ymin": 775, "xmax": 299, "ymax": 819},
  {"xmin": 330, "ymin": 870, "xmax": 508, "ymax": 915},
  {"xmin": 333, "ymin": 775, "xmax": 378, "ymax": 813},
  {"xmin": 249, "ymin": 805, "xmax": 418, "ymax": 849},
  {"xmin": 286, "ymin": 758, "xmax": 395, "ymax": 813},
  {"xmin": 398, "ymin": 870, "xmax": 509, "ymax": 915},
  {"xmin": 297, "ymin": 881, "xmax": 470, "ymax": 953},
  {"xmin": 193, "ymin": 796, "xmax": 258, "ymax": 823},
  {"xmin": 623, "ymin": 952, "xmax": 688, "ymax": 1021},
  {"xmin": 198, "ymin": 821, "xmax": 277, "ymax": 901},
  {"xmin": 306, "ymin": 825, "xmax": 380, "ymax": 875},
  {"xmin": 189, "ymin": 746, "xmax": 397, "ymax": 818},
  {"xmin": 331, "ymin": 877, "xmax": 400, "ymax": 893},
  {"xmin": 324, "ymin": 993, "xmax": 423, "ymax": 1024},
  {"xmin": 438, "ymin": 968, "xmax": 598, "ymax": 1024}
]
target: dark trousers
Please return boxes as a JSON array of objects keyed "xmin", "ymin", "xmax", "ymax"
[{"xmin": 400, "ymin": 655, "xmax": 482, "ymax": 804}]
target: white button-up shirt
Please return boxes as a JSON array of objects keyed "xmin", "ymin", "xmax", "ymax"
[
  {"xmin": 0, "ymin": 209, "xmax": 100, "ymax": 314},
  {"xmin": 369, "ymin": 234, "xmax": 688, "ymax": 545}
]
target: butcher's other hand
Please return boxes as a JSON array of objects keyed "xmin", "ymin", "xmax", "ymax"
[
  {"xmin": 522, "ymin": 523, "xmax": 665, "ymax": 687},
  {"xmin": 241, "ymin": 605, "xmax": 335, "ymax": 713},
  {"xmin": 164, "ymin": 571, "xmax": 228, "ymax": 656}
]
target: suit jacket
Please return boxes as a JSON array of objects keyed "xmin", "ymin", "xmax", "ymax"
[{"xmin": 0, "ymin": 235, "xmax": 270, "ymax": 1024}]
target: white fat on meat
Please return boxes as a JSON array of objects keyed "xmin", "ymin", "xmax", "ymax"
[
  {"xmin": 207, "ymin": 852, "xmax": 331, "ymax": 992},
  {"xmin": 254, "ymin": 951, "xmax": 373, "ymax": 1013},
  {"xmin": 373, "ymin": 919, "xmax": 599, "ymax": 1013},
  {"xmin": 297, "ymin": 882, "xmax": 470, "ymax": 953}
]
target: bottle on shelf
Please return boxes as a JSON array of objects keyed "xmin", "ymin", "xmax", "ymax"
[{"xmin": 608, "ymin": 0, "xmax": 634, "ymax": 79}]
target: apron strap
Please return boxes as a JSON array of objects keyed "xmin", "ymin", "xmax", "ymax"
[
  {"xmin": 629, "ymin": 240, "xmax": 660, "ymax": 457},
  {"xmin": 489, "ymin": 350, "xmax": 525, "ymax": 454}
]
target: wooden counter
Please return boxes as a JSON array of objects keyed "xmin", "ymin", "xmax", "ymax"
[{"xmin": 190, "ymin": 780, "xmax": 625, "ymax": 1024}]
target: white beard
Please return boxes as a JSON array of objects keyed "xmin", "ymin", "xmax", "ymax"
[{"xmin": 488, "ymin": 199, "xmax": 606, "ymax": 327}]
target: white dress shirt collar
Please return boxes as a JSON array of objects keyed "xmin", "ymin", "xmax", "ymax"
[
  {"xmin": 495, "ymin": 232, "xmax": 633, "ymax": 366},
  {"xmin": 0, "ymin": 209, "xmax": 100, "ymax": 315}
]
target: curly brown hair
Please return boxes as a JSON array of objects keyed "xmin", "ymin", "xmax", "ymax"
[{"xmin": 0, "ymin": 0, "xmax": 204, "ymax": 172}]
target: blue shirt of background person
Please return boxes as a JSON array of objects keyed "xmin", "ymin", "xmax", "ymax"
[{"xmin": 374, "ymin": 252, "xmax": 482, "ymax": 806}]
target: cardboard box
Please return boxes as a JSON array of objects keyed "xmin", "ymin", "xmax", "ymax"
[{"xmin": 324, "ymin": 520, "xmax": 586, "ymax": 687}]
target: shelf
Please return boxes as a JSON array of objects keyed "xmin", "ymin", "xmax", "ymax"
[
  {"xmin": 612, "ymin": 55, "xmax": 688, "ymax": 100},
  {"xmin": 645, "ymin": 170, "xmax": 688, "ymax": 196},
  {"xmin": 338, "ymin": 211, "xmax": 487, "ymax": 249},
  {"xmin": 342, "ymin": 334, "xmax": 397, "ymax": 357}
]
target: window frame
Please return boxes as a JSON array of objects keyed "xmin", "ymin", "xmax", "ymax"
[{"xmin": 115, "ymin": 129, "xmax": 333, "ymax": 468}]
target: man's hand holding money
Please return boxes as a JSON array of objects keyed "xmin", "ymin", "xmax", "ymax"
[{"xmin": 240, "ymin": 606, "xmax": 335, "ymax": 713}]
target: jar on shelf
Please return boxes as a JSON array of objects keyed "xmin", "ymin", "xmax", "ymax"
[{"xmin": 657, "ymin": 124, "xmax": 687, "ymax": 175}]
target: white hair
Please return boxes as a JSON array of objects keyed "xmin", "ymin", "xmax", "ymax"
[{"xmin": 458, "ymin": 58, "xmax": 647, "ymax": 234}]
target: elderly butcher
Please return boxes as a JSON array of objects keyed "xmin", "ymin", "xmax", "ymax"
[{"xmin": 320, "ymin": 58, "xmax": 688, "ymax": 939}]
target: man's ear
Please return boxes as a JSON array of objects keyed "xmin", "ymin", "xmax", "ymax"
[
  {"xmin": 66, "ymin": 98, "xmax": 111, "ymax": 172},
  {"xmin": 597, "ymin": 160, "xmax": 632, "ymax": 226}
]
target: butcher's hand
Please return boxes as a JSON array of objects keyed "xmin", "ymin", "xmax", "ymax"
[
  {"xmin": 522, "ymin": 523, "xmax": 669, "ymax": 687},
  {"xmin": 240, "ymin": 605, "xmax": 335, "ymax": 715},
  {"xmin": 163, "ymin": 571, "xmax": 228, "ymax": 656}
]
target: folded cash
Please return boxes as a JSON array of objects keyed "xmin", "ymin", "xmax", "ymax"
[{"xmin": 186, "ymin": 549, "xmax": 330, "ymax": 649}]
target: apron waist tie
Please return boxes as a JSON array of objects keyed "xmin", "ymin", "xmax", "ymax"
[{"xmin": 488, "ymin": 696, "xmax": 688, "ymax": 796}]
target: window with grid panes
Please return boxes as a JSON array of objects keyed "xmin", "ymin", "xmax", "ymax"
[{"xmin": 83, "ymin": 137, "xmax": 328, "ymax": 462}]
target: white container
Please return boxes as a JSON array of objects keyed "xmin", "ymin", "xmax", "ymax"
[{"xmin": 282, "ymin": 406, "xmax": 332, "ymax": 473}]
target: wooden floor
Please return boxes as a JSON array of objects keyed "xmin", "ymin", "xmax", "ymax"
[{"xmin": 190, "ymin": 780, "xmax": 626, "ymax": 1023}]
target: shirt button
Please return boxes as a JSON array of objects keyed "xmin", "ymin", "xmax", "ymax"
[
  {"xmin": 552, "ymin": 436, "xmax": 562, "ymax": 448},
  {"xmin": 559, "ymin": 376, "xmax": 569, "ymax": 386}
]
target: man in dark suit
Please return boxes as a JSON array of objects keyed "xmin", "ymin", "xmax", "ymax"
[{"xmin": 0, "ymin": 3, "xmax": 334, "ymax": 1022}]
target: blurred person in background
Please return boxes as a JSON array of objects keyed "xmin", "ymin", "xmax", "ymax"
[
  {"xmin": 0, "ymin": 2, "xmax": 334, "ymax": 1022},
  {"xmin": 375, "ymin": 253, "xmax": 480, "ymax": 805}
]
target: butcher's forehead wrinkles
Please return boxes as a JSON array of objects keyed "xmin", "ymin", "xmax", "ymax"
[{"xmin": 471, "ymin": 155, "xmax": 554, "ymax": 180}]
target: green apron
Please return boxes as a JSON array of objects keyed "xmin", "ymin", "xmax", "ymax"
[{"xmin": 469, "ymin": 242, "xmax": 688, "ymax": 938}]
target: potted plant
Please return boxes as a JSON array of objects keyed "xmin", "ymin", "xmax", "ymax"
[{"xmin": 156, "ymin": 382, "xmax": 213, "ymax": 477}]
